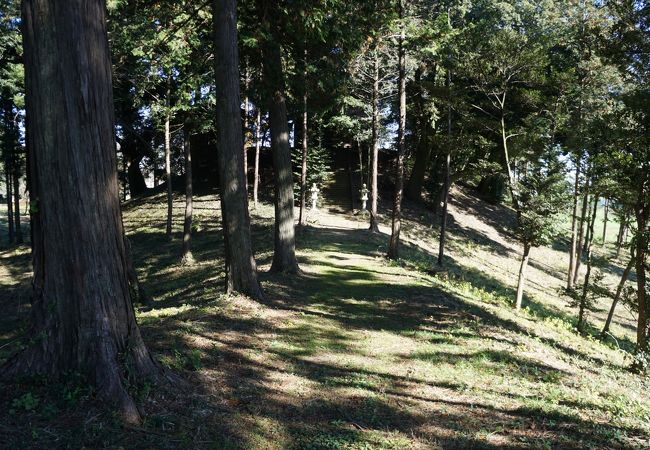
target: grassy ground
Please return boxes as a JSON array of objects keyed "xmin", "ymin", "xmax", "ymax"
[{"xmin": 0, "ymin": 187, "xmax": 648, "ymax": 449}]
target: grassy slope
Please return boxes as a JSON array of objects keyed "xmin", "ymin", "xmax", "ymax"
[{"xmin": 0, "ymin": 188, "xmax": 648, "ymax": 449}]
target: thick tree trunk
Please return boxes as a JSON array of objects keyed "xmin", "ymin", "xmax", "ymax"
[
  {"xmin": 214, "ymin": 0, "xmax": 264, "ymax": 297},
  {"xmin": 369, "ymin": 49, "xmax": 380, "ymax": 233},
  {"xmin": 567, "ymin": 159, "xmax": 581, "ymax": 289},
  {"xmin": 181, "ymin": 130, "xmax": 194, "ymax": 264},
  {"xmin": 259, "ymin": 10, "xmax": 299, "ymax": 273},
  {"xmin": 602, "ymin": 254, "xmax": 635, "ymax": 337},
  {"xmin": 164, "ymin": 81, "xmax": 173, "ymax": 239},
  {"xmin": 2, "ymin": 0, "xmax": 164, "ymax": 424},
  {"xmin": 298, "ymin": 50, "xmax": 308, "ymax": 228},
  {"xmin": 253, "ymin": 109, "xmax": 261, "ymax": 209},
  {"xmin": 515, "ymin": 243, "xmax": 531, "ymax": 310},
  {"xmin": 388, "ymin": 1, "xmax": 406, "ymax": 260}
]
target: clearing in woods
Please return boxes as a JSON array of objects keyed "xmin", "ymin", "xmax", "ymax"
[{"xmin": 0, "ymin": 189, "xmax": 648, "ymax": 449}]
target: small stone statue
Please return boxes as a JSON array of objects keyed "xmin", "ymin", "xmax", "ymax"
[
  {"xmin": 310, "ymin": 184, "xmax": 319, "ymax": 212},
  {"xmin": 361, "ymin": 183, "xmax": 369, "ymax": 211}
]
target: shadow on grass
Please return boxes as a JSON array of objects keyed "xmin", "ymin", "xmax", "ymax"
[{"xmin": 1, "ymin": 203, "xmax": 647, "ymax": 449}]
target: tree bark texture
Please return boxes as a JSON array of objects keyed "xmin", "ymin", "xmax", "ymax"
[
  {"xmin": 438, "ymin": 66, "xmax": 452, "ymax": 267},
  {"xmin": 388, "ymin": 0, "xmax": 406, "ymax": 259},
  {"xmin": 165, "ymin": 80, "xmax": 173, "ymax": 239},
  {"xmin": 181, "ymin": 130, "xmax": 193, "ymax": 264},
  {"xmin": 369, "ymin": 48, "xmax": 380, "ymax": 233},
  {"xmin": 515, "ymin": 243, "xmax": 531, "ymax": 310},
  {"xmin": 4, "ymin": 142, "xmax": 14, "ymax": 244},
  {"xmin": 258, "ymin": 2, "xmax": 299, "ymax": 273},
  {"xmin": 616, "ymin": 216, "xmax": 626, "ymax": 258},
  {"xmin": 298, "ymin": 49, "xmax": 308, "ymax": 227},
  {"xmin": 602, "ymin": 198, "xmax": 608, "ymax": 247},
  {"xmin": 12, "ymin": 153, "xmax": 23, "ymax": 244},
  {"xmin": 213, "ymin": 0, "xmax": 264, "ymax": 298},
  {"xmin": 2, "ymin": 0, "xmax": 164, "ymax": 424},
  {"xmin": 253, "ymin": 108, "xmax": 261, "ymax": 209}
]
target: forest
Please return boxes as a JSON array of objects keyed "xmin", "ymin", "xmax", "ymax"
[{"xmin": 0, "ymin": 0, "xmax": 649, "ymax": 448}]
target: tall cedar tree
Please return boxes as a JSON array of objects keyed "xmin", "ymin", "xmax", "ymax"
[
  {"xmin": 387, "ymin": 0, "xmax": 406, "ymax": 259},
  {"xmin": 213, "ymin": 0, "xmax": 264, "ymax": 298},
  {"xmin": 1, "ymin": 0, "xmax": 165, "ymax": 424},
  {"xmin": 257, "ymin": 0, "xmax": 299, "ymax": 273}
]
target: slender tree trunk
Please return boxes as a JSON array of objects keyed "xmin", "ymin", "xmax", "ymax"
[
  {"xmin": 243, "ymin": 65, "xmax": 250, "ymax": 192},
  {"xmin": 578, "ymin": 195, "xmax": 598, "ymax": 332},
  {"xmin": 12, "ymin": 154, "xmax": 23, "ymax": 244},
  {"xmin": 213, "ymin": 0, "xmax": 265, "ymax": 297},
  {"xmin": 259, "ymin": 8, "xmax": 299, "ymax": 273},
  {"xmin": 298, "ymin": 48, "xmax": 308, "ymax": 227},
  {"xmin": 500, "ymin": 110, "xmax": 518, "ymax": 211},
  {"xmin": 153, "ymin": 148, "xmax": 159, "ymax": 188},
  {"xmin": 602, "ymin": 198, "xmax": 608, "ymax": 247},
  {"xmin": 515, "ymin": 243, "xmax": 531, "ymax": 310},
  {"xmin": 582, "ymin": 196, "xmax": 596, "ymax": 255},
  {"xmin": 165, "ymin": 79, "xmax": 173, "ymax": 239},
  {"xmin": 181, "ymin": 130, "xmax": 194, "ymax": 264},
  {"xmin": 634, "ymin": 186, "xmax": 649, "ymax": 351},
  {"xmin": 4, "ymin": 151, "xmax": 14, "ymax": 244},
  {"xmin": 253, "ymin": 108, "xmax": 261, "ymax": 209},
  {"xmin": 573, "ymin": 175, "xmax": 590, "ymax": 285},
  {"xmin": 2, "ymin": 0, "xmax": 164, "ymax": 424},
  {"xmin": 3, "ymin": 103, "xmax": 15, "ymax": 244},
  {"xmin": 388, "ymin": 0, "xmax": 406, "ymax": 259},
  {"xmin": 369, "ymin": 48, "xmax": 380, "ymax": 233},
  {"xmin": 568, "ymin": 158, "xmax": 581, "ymax": 289},
  {"xmin": 602, "ymin": 254, "xmax": 635, "ymax": 336},
  {"xmin": 438, "ymin": 66, "xmax": 452, "ymax": 267},
  {"xmin": 616, "ymin": 216, "xmax": 626, "ymax": 258}
]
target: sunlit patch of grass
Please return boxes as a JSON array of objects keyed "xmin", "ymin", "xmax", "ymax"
[{"xmin": 2, "ymin": 192, "xmax": 650, "ymax": 449}]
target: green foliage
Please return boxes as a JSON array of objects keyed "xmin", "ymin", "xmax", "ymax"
[
  {"xmin": 292, "ymin": 144, "xmax": 334, "ymax": 195},
  {"xmin": 11, "ymin": 392, "xmax": 39, "ymax": 413},
  {"xmin": 562, "ymin": 270, "xmax": 611, "ymax": 321},
  {"xmin": 513, "ymin": 149, "xmax": 571, "ymax": 248},
  {"xmin": 161, "ymin": 347, "xmax": 202, "ymax": 372}
]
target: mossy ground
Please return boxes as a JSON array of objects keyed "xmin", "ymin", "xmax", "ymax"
[{"xmin": 0, "ymin": 189, "xmax": 648, "ymax": 449}]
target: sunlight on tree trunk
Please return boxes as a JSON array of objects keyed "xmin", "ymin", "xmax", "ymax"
[
  {"xmin": 181, "ymin": 130, "xmax": 194, "ymax": 265},
  {"xmin": 515, "ymin": 244, "xmax": 531, "ymax": 310},
  {"xmin": 213, "ymin": 0, "xmax": 264, "ymax": 297}
]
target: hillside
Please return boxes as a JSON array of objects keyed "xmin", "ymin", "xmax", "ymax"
[{"xmin": 0, "ymin": 188, "xmax": 648, "ymax": 449}]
